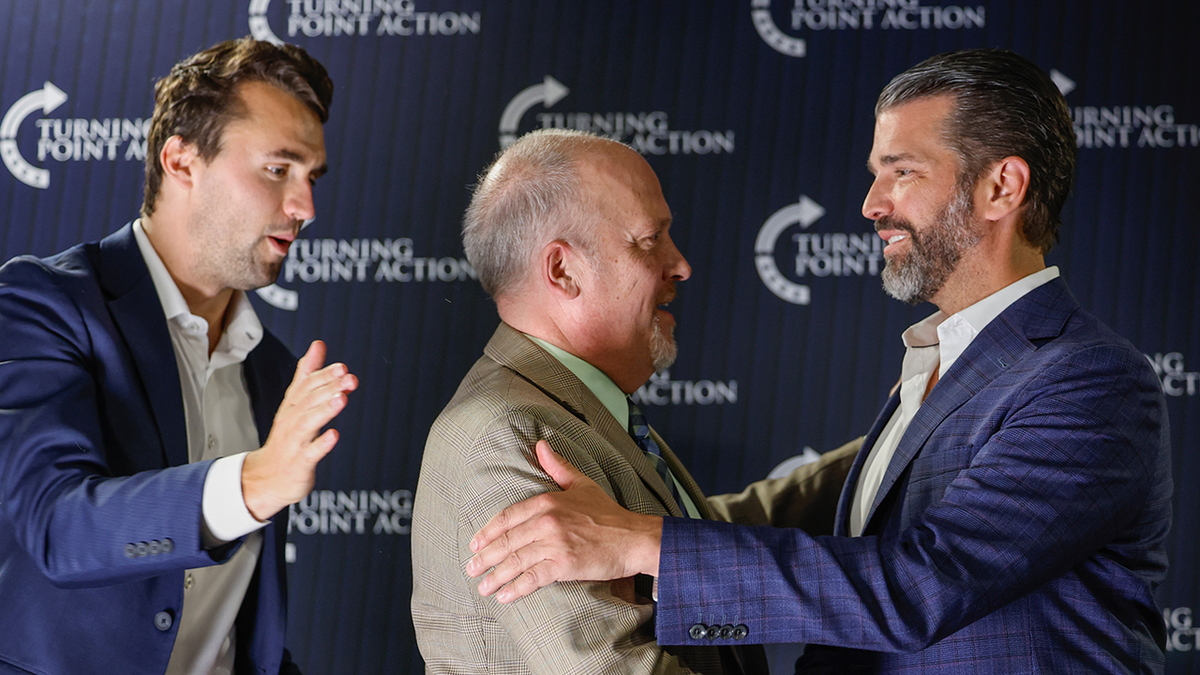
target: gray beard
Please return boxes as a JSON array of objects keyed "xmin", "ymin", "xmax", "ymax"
[
  {"xmin": 880, "ymin": 185, "xmax": 983, "ymax": 305},
  {"xmin": 649, "ymin": 318, "xmax": 677, "ymax": 372}
]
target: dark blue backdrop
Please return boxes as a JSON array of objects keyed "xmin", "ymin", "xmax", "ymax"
[{"xmin": 0, "ymin": 0, "xmax": 1196, "ymax": 672}]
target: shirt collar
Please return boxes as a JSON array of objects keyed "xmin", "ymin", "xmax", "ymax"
[
  {"xmin": 903, "ymin": 266, "xmax": 1061, "ymax": 376},
  {"xmin": 133, "ymin": 219, "xmax": 263, "ymax": 362},
  {"xmin": 525, "ymin": 335, "xmax": 629, "ymax": 430},
  {"xmin": 133, "ymin": 219, "xmax": 191, "ymax": 324}
]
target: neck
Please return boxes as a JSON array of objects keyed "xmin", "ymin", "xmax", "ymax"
[
  {"xmin": 141, "ymin": 213, "xmax": 234, "ymax": 356},
  {"xmin": 499, "ymin": 299, "xmax": 647, "ymax": 395},
  {"xmin": 933, "ymin": 238, "xmax": 1045, "ymax": 317}
]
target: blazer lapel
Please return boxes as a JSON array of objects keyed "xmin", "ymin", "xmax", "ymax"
[
  {"xmin": 861, "ymin": 278, "xmax": 1078, "ymax": 532},
  {"xmin": 98, "ymin": 224, "xmax": 188, "ymax": 468},
  {"xmin": 834, "ymin": 394, "xmax": 898, "ymax": 536},
  {"xmin": 484, "ymin": 323, "xmax": 684, "ymax": 517},
  {"xmin": 657, "ymin": 432, "xmax": 711, "ymax": 519}
]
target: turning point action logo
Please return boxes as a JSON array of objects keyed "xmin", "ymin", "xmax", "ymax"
[
  {"xmin": 249, "ymin": 0, "xmax": 480, "ymax": 42},
  {"xmin": 499, "ymin": 75, "xmax": 734, "ymax": 155},
  {"xmin": 255, "ymin": 228, "xmax": 477, "ymax": 311},
  {"xmin": 1050, "ymin": 70, "xmax": 1200, "ymax": 149},
  {"xmin": 1, "ymin": 82, "xmax": 149, "ymax": 189},
  {"xmin": 631, "ymin": 370, "xmax": 738, "ymax": 407},
  {"xmin": 1164, "ymin": 607, "xmax": 1197, "ymax": 652},
  {"xmin": 752, "ymin": 0, "xmax": 985, "ymax": 58},
  {"xmin": 755, "ymin": 194, "xmax": 882, "ymax": 305},
  {"xmin": 1146, "ymin": 352, "xmax": 1199, "ymax": 397}
]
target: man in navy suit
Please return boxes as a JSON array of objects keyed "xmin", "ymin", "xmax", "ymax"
[
  {"xmin": 0, "ymin": 39, "xmax": 357, "ymax": 674},
  {"xmin": 465, "ymin": 49, "xmax": 1172, "ymax": 673}
]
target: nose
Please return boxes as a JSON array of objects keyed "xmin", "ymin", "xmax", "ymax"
[
  {"xmin": 861, "ymin": 177, "xmax": 892, "ymax": 222},
  {"xmin": 664, "ymin": 235, "xmax": 691, "ymax": 282},
  {"xmin": 285, "ymin": 180, "xmax": 317, "ymax": 222}
]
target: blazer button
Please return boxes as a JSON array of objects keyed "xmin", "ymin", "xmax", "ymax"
[
  {"xmin": 161, "ymin": 538, "xmax": 174, "ymax": 554},
  {"xmin": 688, "ymin": 624, "xmax": 707, "ymax": 640},
  {"xmin": 705, "ymin": 625, "xmax": 721, "ymax": 640},
  {"xmin": 719, "ymin": 624, "xmax": 734, "ymax": 639},
  {"xmin": 732, "ymin": 625, "xmax": 749, "ymax": 640},
  {"xmin": 124, "ymin": 543, "xmax": 137, "ymax": 559},
  {"xmin": 154, "ymin": 610, "xmax": 174, "ymax": 631}
]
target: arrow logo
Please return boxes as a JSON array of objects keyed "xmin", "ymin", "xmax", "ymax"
[
  {"xmin": 498, "ymin": 75, "xmax": 570, "ymax": 148},
  {"xmin": 1, "ymin": 81, "xmax": 69, "ymax": 189},
  {"xmin": 1049, "ymin": 69, "xmax": 1076, "ymax": 96},
  {"xmin": 751, "ymin": 0, "xmax": 806, "ymax": 58},
  {"xmin": 754, "ymin": 195, "xmax": 825, "ymax": 305},
  {"xmin": 248, "ymin": 0, "xmax": 283, "ymax": 45}
]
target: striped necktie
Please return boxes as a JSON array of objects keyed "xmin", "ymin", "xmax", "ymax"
[{"xmin": 627, "ymin": 398, "xmax": 687, "ymax": 516}]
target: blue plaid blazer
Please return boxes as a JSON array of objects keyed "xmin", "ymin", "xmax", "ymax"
[{"xmin": 655, "ymin": 278, "xmax": 1172, "ymax": 674}]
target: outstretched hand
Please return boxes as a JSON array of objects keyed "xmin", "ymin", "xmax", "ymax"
[
  {"xmin": 242, "ymin": 340, "xmax": 358, "ymax": 521},
  {"xmin": 466, "ymin": 440, "xmax": 663, "ymax": 603}
]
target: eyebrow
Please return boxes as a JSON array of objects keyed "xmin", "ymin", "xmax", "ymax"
[
  {"xmin": 866, "ymin": 152, "xmax": 920, "ymax": 174},
  {"xmin": 267, "ymin": 149, "xmax": 328, "ymax": 177}
]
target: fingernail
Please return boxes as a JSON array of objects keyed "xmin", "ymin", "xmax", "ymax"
[{"xmin": 469, "ymin": 538, "xmax": 479, "ymax": 552}]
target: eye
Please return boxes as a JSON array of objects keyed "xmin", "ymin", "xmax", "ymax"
[{"xmin": 267, "ymin": 165, "xmax": 288, "ymax": 178}]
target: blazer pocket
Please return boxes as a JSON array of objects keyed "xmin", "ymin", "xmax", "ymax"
[{"xmin": 906, "ymin": 443, "xmax": 976, "ymax": 488}]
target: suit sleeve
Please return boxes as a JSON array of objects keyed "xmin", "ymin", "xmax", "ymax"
[
  {"xmin": 655, "ymin": 343, "xmax": 1169, "ymax": 652},
  {"xmin": 705, "ymin": 437, "xmax": 860, "ymax": 533},
  {"xmin": 0, "ymin": 259, "xmax": 234, "ymax": 588},
  {"xmin": 422, "ymin": 410, "xmax": 722, "ymax": 675}
]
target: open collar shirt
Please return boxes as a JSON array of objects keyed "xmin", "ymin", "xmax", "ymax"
[
  {"xmin": 134, "ymin": 220, "xmax": 270, "ymax": 675},
  {"xmin": 849, "ymin": 266, "xmax": 1061, "ymax": 536}
]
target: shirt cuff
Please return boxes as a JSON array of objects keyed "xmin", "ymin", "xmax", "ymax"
[{"xmin": 203, "ymin": 453, "xmax": 269, "ymax": 546}]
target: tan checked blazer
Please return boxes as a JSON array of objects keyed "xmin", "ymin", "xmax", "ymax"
[{"xmin": 411, "ymin": 323, "xmax": 769, "ymax": 674}]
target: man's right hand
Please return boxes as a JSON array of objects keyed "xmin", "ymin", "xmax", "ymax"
[
  {"xmin": 466, "ymin": 440, "xmax": 664, "ymax": 603},
  {"xmin": 241, "ymin": 340, "xmax": 358, "ymax": 521}
]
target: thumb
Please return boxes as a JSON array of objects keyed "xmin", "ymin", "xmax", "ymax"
[{"xmin": 535, "ymin": 440, "xmax": 584, "ymax": 489}]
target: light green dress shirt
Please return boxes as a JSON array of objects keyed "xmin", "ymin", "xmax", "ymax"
[{"xmin": 525, "ymin": 335, "xmax": 700, "ymax": 519}]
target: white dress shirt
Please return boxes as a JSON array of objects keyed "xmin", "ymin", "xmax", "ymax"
[
  {"xmin": 849, "ymin": 267, "xmax": 1061, "ymax": 536},
  {"xmin": 133, "ymin": 221, "xmax": 271, "ymax": 675}
]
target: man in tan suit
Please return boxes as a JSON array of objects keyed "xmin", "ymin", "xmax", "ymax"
[{"xmin": 411, "ymin": 129, "xmax": 853, "ymax": 674}]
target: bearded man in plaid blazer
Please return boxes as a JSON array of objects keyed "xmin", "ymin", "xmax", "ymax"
[{"xmin": 466, "ymin": 50, "xmax": 1172, "ymax": 674}]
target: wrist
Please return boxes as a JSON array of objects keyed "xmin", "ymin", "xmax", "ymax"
[
  {"xmin": 634, "ymin": 513, "xmax": 664, "ymax": 577},
  {"xmin": 240, "ymin": 449, "xmax": 277, "ymax": 522}
]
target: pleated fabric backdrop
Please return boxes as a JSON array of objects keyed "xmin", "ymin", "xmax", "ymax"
[{"xmin": 0, "ymin": 0, "xmax": 1196, "ymax": 671}]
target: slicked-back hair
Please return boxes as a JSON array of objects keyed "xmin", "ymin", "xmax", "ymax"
[
  {"xmin": 463, "ymin": 129, "xmax": 618, "ymax": 300},
  {"xmin": 876, "ymin": 48, "xmax": 1076, "ymax": 253},
  {"xmin": 141, "ymin": 37, "xmax": 333, "ymax": 218}
]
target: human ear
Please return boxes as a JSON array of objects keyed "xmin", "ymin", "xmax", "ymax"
[
  {"xmin": 159, "ymin": 135, "xmax": 200, "ymax": 191},
  {"xmin": 980, "ymin": 156, "xmax": 1030, "ymax": 222},
  {"xmin": 541, "ymin": 240, "xmax": 582, "ymax": 300}
]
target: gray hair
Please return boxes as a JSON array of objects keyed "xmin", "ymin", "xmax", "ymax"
[
  {"xmin": 463, "ymin": 129, "xmax": 616, "ymax": 299},
  {"xmin": 876, "ymin": 49, "xmax": 1076, "ymax": 253}
]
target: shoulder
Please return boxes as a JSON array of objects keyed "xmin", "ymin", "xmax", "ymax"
[
  {"xmin": 0, "ymin": 242, "xmax": 100, "ymax": 293},
  {"xmin": 0, "ymin": 244, "xmax": 105, "ymax": 351},
  {"xmin": 436, "ymin": 354, "xmax": 592, "ymax": 440}
]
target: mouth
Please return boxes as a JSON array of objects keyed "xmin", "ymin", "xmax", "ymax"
[
  {"xmin": 876, "ymin": 228, "xmax": 911, "ymax": 257},
  {"xmin": 266, "ymin": 232, "xmax": 296, "ymax": 256},
  {"xmin": 655, "ymin": 291, "xmax": 678, "ymax": 323}
]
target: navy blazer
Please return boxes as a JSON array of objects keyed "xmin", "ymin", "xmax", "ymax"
[
  {"xmin": 0, "ymin": 225, "xmax": 298, "ymax": 675},
  {"xmin": 655, "ymin": 278, "xmax": 1172, "ymax": 674}
]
